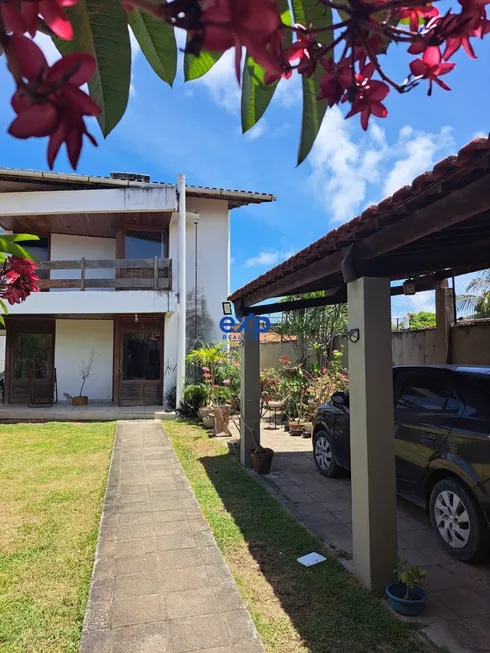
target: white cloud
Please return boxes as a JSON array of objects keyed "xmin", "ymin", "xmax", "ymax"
[
  {"xmin": 194, "ymin": 50, "xmax": 302, "ymax": 114},
  {"xmin": 383, "ymin": 126, "xmax": 453, "ymax": 196},
  {"xmin": 274, "ymin": 72, "xmax": 302, "ymax": 108},
  {"xmin": 245, "ymin": 249, "xmax": 295, "ymax": 267},
  {"xmin": 245, "ymin": 121, "xmax": 266, "ymax": 141},
  {"xmin": 193, "ymin": 49, "xmax": 240, "ymax": 112},
  {"xmin": 308, "ymin": 107, "xmax": 455, "ymax": 224},
  {"xmin": 129, "ymin": 28, "xmax": 142, "ymax": 98},
  {"xmin": 472, "ymin": 130, "xmax": 488, "ymax": 139}
]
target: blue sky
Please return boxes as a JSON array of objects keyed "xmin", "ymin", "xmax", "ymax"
[{"xmin": 1, "ymin": 27, "xmax": 489, "ymax": 317}]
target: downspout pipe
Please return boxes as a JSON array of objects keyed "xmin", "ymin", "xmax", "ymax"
[{"xmin": 176, "ymin": 173, "xmax": 186, "ymax": 409}]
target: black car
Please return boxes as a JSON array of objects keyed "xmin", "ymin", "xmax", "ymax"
[{"xmin": 312, "ymin": 365, "xmax": 490, "ymax": 562}]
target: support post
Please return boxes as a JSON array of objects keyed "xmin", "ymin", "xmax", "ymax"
[
  {"xmin": 176, "ymin": 174, "xmax": 187, "ymax": 408},
  {"xmin": 240, "ymin": 327, "xmax": 260, "ymax": 467},
  {"xmin": 435, "ymin": 280, "xmax": 455, "ymax": 364},
  {"xmin": 347, "ymin": 277, "xmax": 398, "ymax": 593}
]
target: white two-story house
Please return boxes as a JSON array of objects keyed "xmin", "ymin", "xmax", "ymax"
[{"xmin": 0, "ymin": 169, "xmax": 274, "ymax": 408}]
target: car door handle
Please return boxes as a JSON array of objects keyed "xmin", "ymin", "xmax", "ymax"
[{"xmin": 423, "ymin": 434, "xmax": 437, "ymax": 442}]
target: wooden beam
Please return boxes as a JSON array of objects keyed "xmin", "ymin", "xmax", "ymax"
[
  {"xmin": 366, "ymin": 242, "xmax": 490, "ymax": 280},
  {"xmin": 243, "ymin": 276, "xmax": 443, "ymax": 315},
  {"xmin": 246, "ymin": 289, "xmax": 348, "ymax": 315},
  {"xmin": 38, "ymin": 257, "xmax": 171, "ymax": 270},
  {"xmin": 355, "ymin": 174, "xmax": 490, "ymax": 263},
  {"xmin": 242, "ymin": 251, "xmax": 345, "ymax": 307}
]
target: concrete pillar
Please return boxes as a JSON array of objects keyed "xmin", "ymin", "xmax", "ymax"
[
  {"xmin": 435, "ymin": 280, "xmax": 455, "ymax": 364},
  {"xmin": 240, "ymin": 326, "xmax": 260, "ymax": 467},
  {"xmin": 175, "ymin": 174, "xmax": 186, "ymax": 408},
  {"xmin": 347, "ymin": 277, "xmax": 398, "ymax": 594}
]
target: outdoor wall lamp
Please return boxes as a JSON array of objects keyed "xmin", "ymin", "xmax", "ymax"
[
  {"xmin": 347, "ymin": 328, "xmax": 360, "ymax": 343},
  {"xmin": 222, "ymin": 301, "xmax": 232, "ymax": 316}
]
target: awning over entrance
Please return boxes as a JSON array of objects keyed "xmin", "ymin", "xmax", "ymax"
[{"xmin": 229, "ymin": 137, "xmax": 490, "ymax": 595}]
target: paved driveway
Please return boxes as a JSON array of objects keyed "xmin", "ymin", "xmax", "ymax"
[{"xmin": 257, "ymin": 426, "xmax": 490, "ymax": 653}]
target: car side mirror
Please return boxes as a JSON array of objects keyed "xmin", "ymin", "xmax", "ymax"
[{"xmin": 331, "ymin": 391, "xmax": 345, "ymax": 406}]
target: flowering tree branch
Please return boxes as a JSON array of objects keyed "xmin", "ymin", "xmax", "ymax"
[{"xmin": 1, "ymin": 0, "xmax": 489, "ymax": 169}]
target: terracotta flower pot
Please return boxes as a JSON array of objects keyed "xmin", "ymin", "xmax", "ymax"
[
  {"xmin": 288, "ymin": 421, "xmax": 304, "ymax": 436},
  {"xmin": 72, "ymin": 396, "xmax": 88, "ymax": 406},
  {"xmin": 251, "ymin": 448, "xmax": 274, "ymax": 474}
]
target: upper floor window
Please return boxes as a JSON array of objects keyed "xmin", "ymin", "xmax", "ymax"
[
  {"xmin": 125, "ymin": 230, "xmax": 167, "ymax": 259},
  {"xmin": 24, "ymin": 236, "xmax": 49, "ymax": 262}
]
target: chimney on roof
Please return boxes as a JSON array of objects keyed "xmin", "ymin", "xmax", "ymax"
[{"xmin": 110, "ymin": 171, "xmax": 150, "ymax": 183}]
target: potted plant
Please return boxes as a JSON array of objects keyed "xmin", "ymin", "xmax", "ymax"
[
  {"xmin": 386, "ymin": 558, "xmax": 428, "ymax": 616},
  {"xmin": 72, "ymin": 350, "xmax": 97, "ymax": 406}
]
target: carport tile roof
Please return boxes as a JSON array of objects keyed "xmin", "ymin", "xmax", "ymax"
[{"xmin": 229, "ymin": 136, "xmax": 490, "ymax": 303}]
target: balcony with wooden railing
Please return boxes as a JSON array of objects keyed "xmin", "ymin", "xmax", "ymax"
[{"xmin": 37, "ymin": 258, "xmax": 172, "ymax": 291}]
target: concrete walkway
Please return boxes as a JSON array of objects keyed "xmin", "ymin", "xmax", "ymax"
[{"xmin": 80, "ymin": 420, "xmax": 264, "ymax": 653}]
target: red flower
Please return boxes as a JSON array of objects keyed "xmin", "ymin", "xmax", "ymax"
[
  {"xmin": 439, "ymin": 8, "xmax": 490, "ymax": 59},
  {"xmin": 198, "ymin": 0, "xmax": 283, "ymax": 81},
  {"xmin": 7, "ymin": 35, "xmax": 101, "ymax": 170},
  {"xmin": 398, "ymin": 5, "xmax": 439, "ymax": 32},
  {"xmin": 345, "ymin": 64, "xmax": 389, "ymax": 131},
  {"xmin": 281, "ymin": 24, "xmax": 317, "ymax": 79},
  {"xmin": 317, "ymin": 58, "xmax": 352, "ymax": 107},
  {"xmin": 2, "ymin": 256, "xmax": 39, "ymax": 306},
  {"xmin": 409, "ymin": 46, "xmax": 455, "ymax": 95},
  {"xmin": 1, "ymin": 0, "xmax": 77, "ymax": 39}
]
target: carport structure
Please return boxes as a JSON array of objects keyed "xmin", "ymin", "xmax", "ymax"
[{"xmin": 230, "ymin": 137, "xmax": 490, "ymax": 594}]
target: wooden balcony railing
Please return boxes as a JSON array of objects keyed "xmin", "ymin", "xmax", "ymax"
[{"xmin": 36, "ymin": 258, "xmax": 172, "ymax": 291}]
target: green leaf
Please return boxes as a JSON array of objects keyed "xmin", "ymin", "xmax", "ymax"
[
  {"xmin": 184, "ymin": 50, "xmax": 223, "ymax": 81},
  {"xmin": 291, "ymin": 0, "xmax": 332, "ymax": 165},
  {"xmin": 3, "ymin": 234, "xmax": 39, "ymax": 243},
  {"xmin": 128, "ymin": 9, "xmax": 176, "ymax": 86},
  {"xmin": 54, "ymin": 0, "xmax": 131, "ymax": 137},
  {"xmin": 0, "ymin": 299, "xmax": 8, "ymax": 322},
  {"xmin": 241, "ymin": 58, "xmax": 275, "ymax": 134},
  {"xmin": 241, "ymin": 1, "xmax": 292, "ymax": 134},
  {"xmin": 0, "ymin": 238, "xmax": 34, "ymax": 260}
]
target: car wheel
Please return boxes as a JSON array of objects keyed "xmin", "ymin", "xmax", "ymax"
[
  {"xmin": 313, "ymin": 429, "xmax": 341, "ymax": 478},
  {"xmin": 429, "ymin": 478, "xmax": 490, "ymax": 562}
]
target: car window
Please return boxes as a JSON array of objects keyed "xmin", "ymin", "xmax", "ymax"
[{"xmin": 396, "ymin": 373, "xmax": 458, "ymax": 412}]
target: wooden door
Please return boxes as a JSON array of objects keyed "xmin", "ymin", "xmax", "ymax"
[
  {"xmin": 6, "ymin": 319, "xmax": 55, "ymax": 404},
  {"xmin": 117, "ymin": 317, "xmax": 164, "ymax": 406}
]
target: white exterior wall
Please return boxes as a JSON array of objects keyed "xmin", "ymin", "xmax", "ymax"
[
  {"xmin": 164, "ymin": 313, "xmax": 178, "ymax": 399},
  {"xmin": 50, "ymin": 234, "xmax": 116, "ymax": 291},
  {"xmin": 177, "ymin": 197, "xmax": 230, "ymax": 350},
  {"xmin": 55, "ymin": 320, "xmax": 114, "ymax": 401},
  {"xmin": 9, "ymin": 290, "xmax": 177, "ymax": 315}
]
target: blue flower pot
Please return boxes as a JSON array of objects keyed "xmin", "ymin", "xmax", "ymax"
[{"xmin": 386, "ymin": 582, "xmax": 427, "ymax": 616}]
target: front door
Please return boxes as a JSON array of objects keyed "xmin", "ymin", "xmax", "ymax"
[
  {"xmin": 6, "ymin": 319, "xmax": 55, "ymax": 404},
  {"xmin": 118, "ymin": 317, "xmax": 164, "ymax": 406}
]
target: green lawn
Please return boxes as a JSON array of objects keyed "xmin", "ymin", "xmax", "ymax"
[
  {"xmin": 166, "ymin": 420, "xmax": 434, "ymax": 653},
  {"xmin": 0, "ymin": 422, "xmax": 115, "ymax": 653}
]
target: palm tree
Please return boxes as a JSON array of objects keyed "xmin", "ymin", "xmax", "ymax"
[{"xmin": 457, "ymin": 271, "xmax": 490, "ymax": 318}]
